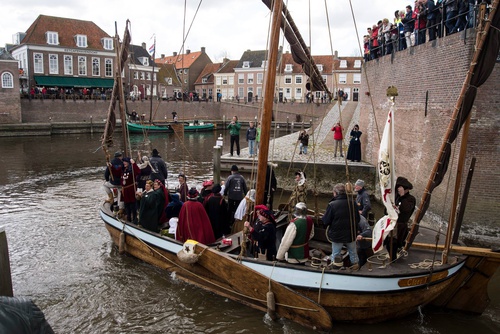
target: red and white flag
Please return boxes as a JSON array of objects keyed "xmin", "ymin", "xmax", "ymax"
[{"xmin": 372, "ymin": 104, "xmax": 398, "ymax": 253}]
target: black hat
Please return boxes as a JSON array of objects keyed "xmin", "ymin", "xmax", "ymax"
[
  {"xmin": 187, "ymin": 187, "xmax": 199, "ymax": 199},
  {"xmin": 114, "ymin": 151, "xmax": 122, "ymax": 157},
  {"xmin": 122, "ymin": 157, "xmax": 131, "ymax": 163},
  {"xmin": 152, "ymin": 149, "xmax": 159, "ymax": 157},
  {"xmin": 396, "ymin": 177, "xmax": 413, "ymax": 190},
  {"xmin": 212, "ymin": 184, "xmax": 222, "ymax": 193},
  {"xmin": 231, "ymin": 165, "xmax": 238, "ymax": 171}
]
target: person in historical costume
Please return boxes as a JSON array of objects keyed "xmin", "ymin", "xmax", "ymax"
[
  {"xmin": 121, "ymin": 157, "xmax": 140, "ymax": 223},
  {"xmin": 176, "ymin": 174, "xmax": 189, "ymax": 202},
  {"xmin": 136, "ymin": 154, "xmax": 153, "ymax": 190},
  {"xmin": 346, "ymin": 124, "xmax": 362, "ymax": 162},
  {"xmin": 137, "ymin": 180, "xmax": 162, "ymax": 232},
  {"xmin": 199, "ymin": 179, "xmax": 214, "ymax": 204},
  {"xmin": 385, "ymin": 177, "xmax": 416, "ymax": 260},
  {"xmin": 232, "ymin": 189, "xmax": 256, "ymax": 233},
  {"xmin": 176, "ymin": 188, "xmax": 216, "ymax": 245},
  {"xmin": 153, "ymin": 178, "xmax": 169, "ymax": 226},
  {"xmin": 103, "ymin": 151, "xmax": 124, "ymax": 208},
  {"xmin": 204, "ymin": 184, "xmax": 230, "ymax": 239},
  {"xmin": 244, "ymin": 209, "xmax": 277, "ymax": 261},
  {"xmin": 277, "ymin": 202, "xmax": 314, "ymax": 264},
  {"xmin": 287, "ymin": 170, "xmax": 307, "ymax": 211},
  {"xmin": 356, "ymin": 215, "xmax": 373, "ymax": 267},
  {"xmin": 354, "ymin": 179, "xmax": 371, "ymax": 219},
  {"xmin": 165, "ymin": 193, "xmax": 183, "ymax": 221}
]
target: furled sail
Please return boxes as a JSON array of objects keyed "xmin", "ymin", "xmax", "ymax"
[
  {"xmin": 101, "ymin": 21, "xmax": 132, "ymax": 149},
  {"xmin": 261, "ymin": 0, "xmax": 332, "ymax": 98},
  {"xmin": 372, "ymin": 103, "xmax": 398, "ymax": 253}
]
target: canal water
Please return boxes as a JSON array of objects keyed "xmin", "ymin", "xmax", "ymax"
[{"xmin": 0, "ymin": 133, "xmax": 498, "ymax": 334}]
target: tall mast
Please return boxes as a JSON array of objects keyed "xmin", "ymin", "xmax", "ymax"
[{"xmin": 255, "ymin": 0, "xmax": 283, "ymax": 205}]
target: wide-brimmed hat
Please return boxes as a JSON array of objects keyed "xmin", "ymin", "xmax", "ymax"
[{"xmin": 396, "ymin": 177, "xmax": 413, "ymax": 190}]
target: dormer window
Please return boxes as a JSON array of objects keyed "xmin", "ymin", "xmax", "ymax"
[
  {"xmin": 317, "ymin": 64, "xmax": 323, "ymax": 72},
  {"xmin": 202, "ymin": 78, "xmax": 208, "ymax": 83},
  {"xmin": 354, "ymin": 60, "xmax": 361, "ymax": 68},
  {"xmin": 261, "ymin": 60, "xmax": 268, "ymax": 68},
  {"xmin": 285, "ymin": 64, "xmax": 293, "ymax": 72},
  {"xmin": 46, "ymin": 31, "xmax": 59, "ymax": 45},
  {"xmin": 242, "ymin": 61, "xmax": 250, "ymax": 68},
  {"xmin": 102, "ymin": 38, "xmax": 113, "ymax": 50},
  {"xmin": 340, "ymin": 60, "xmax": 347, "ymax": 68},
  {"xmin": 75, "ymin": 34, "xmax": 88, "ymax": 48},
  {"xmin": 138, "ymin": 57, "xmax": 149, "ymax": 66}
]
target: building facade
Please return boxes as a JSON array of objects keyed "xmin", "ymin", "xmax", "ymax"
[{"xmin": 10, "ymin": 15, "xmax": 116, "ymax": 97}]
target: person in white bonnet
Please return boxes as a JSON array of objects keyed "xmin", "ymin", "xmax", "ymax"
[{"xmin": 354, "ymin": 179, "xmax": 371, "ymax": 219}]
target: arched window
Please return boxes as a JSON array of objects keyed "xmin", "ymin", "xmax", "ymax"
[{"xmin": 1, "ymin": 72, "xmax": 14, "ymax": 88}]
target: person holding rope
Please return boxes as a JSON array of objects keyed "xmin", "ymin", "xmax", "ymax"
[{"xmin": 323, "ymin": 183, "xmax": 361, "ymax": 271}]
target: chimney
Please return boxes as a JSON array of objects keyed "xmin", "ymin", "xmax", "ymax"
[
  {"xmin": 161, "ymin": 54, "xmax": 165, "ymax": 59},
  {"xmin": 142, "ymin": 42, "xmax": 146, "ymax": 50},
  {"xmin": 173, "ymin": 52, "xmax": 177, "ymax": 57},
  {"xmin": 186, "ymin": 49, "xmax": 191, "ymax": 54},
  {"xmin": 201, "ymin": 47, "xmax": 206, "ymax": 53},
  {"xmin": 334, "ymin": 50, "xmax": 339, "ymax": 60}
]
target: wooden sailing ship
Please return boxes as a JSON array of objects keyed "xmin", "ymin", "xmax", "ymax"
[{"xmin": 99, "ymin": 2, "xmax": 500, "ymax": 331}]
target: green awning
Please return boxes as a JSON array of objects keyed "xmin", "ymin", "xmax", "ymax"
[{"xmin": 34, "ymin": 75, "xmax": 114, "ymax": 88}]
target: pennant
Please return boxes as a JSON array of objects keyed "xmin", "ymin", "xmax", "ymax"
[{"xmin": 372, "ymin": 103, "xmax": 399, "ymax": 253}]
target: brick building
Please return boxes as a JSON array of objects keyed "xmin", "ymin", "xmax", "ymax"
[
  {"xmin": 156, "ymin": 48, "xmax": 212, "ymax": 93},
  {"xmin": 10, "ymin": 15, "xmax": 116, "ymax": 96},
  {"xmin": 0, "ymin": 49, "xmax": 22, "ymax": 124}
]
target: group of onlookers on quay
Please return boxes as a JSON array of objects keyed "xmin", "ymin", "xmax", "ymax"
[{"xmin": 364, "ymin": 0, "xmax": 487, "ymax": 61}]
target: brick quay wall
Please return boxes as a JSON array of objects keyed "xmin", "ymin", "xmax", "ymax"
[
  {"xmin": 19, "ymin": 97, "xmax": 331, "ymax": 124},
  {"xmin": 359, "ymin": 31, "xmax": 499, "ymax": 239}
]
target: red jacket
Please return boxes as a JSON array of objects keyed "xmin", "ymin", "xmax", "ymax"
[{"xmin": 331, "ymin": 125, "xmax": 343, "ymax": 140}]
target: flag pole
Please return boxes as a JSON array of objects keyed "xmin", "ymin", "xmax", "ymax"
[{"xmin": 149, "ymin": 35, "xmax": 156, "ymax": 123}]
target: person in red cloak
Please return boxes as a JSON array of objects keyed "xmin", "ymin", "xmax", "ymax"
[
  {"xmin": 121, "ymin": 157, "xmax": 140, "ymax": 223},
  {"xmin": 176, "ymin": 188, "xmax": 216, "ymax": 245}
]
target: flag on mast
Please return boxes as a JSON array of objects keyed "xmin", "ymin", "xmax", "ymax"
[
  {"xmin": 372, "ymin": 101, "xmax": 398, "ymax": 253},
  {"xmin": 148, "ymin": 34, "xmax": 156, "ymax": 55},
  {"xmin": 148, "ymin": 43, "xmax": 155, "ymax": 55}
]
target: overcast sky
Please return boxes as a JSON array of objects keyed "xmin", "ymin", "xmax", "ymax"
[{"xmin": 2, "ymin": 0, "xmax": 407, "ymax": 62}]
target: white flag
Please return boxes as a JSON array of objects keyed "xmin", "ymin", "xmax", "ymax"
[{"xmin": 372, "ymin": 103, "xmax": 398, "ymax": 253}]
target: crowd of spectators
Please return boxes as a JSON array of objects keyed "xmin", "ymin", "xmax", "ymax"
[{"xmin": 364, "ymin": 0, "xmax": 490, "ymax": 61}]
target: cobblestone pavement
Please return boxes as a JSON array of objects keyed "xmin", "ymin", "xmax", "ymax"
[{"xmin": 223, "ymin": 101, "xmax": 367, "ymax": 165}]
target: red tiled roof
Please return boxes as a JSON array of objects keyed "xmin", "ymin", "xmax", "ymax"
[
  {"xmin": 194, "ymin": 63, "xmax": 223, "ymax": 84},
  {"xmin": 217, "ymin": 60, "xmax": 239, "ymax": 74},
  {"xmin": 156, "ymin": 51, "xmax": 204, "ymax": 69},
  {"xmin": 21, "ymin": 15, "xmax": 111, "ymax": 50}
]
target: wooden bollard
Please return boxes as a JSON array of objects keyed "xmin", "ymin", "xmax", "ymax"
[{"xmin": 0, "ymin": 227, "xmax": 13, "ymax": 297}]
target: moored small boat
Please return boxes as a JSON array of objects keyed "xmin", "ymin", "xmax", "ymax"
[{"xmin": 126, "ymin": 121, "xmax": 214, "ymax": 134}]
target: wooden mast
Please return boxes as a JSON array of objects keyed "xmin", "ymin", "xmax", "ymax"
[
  {"xmin": 115, "ymin": 27, "xmax": 129, "ymax": 156},
  {"xmin": 255, "ymin": 0, "xmax": 283, "ymax": 206}
]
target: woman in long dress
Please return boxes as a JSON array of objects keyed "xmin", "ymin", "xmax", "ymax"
[{"xmin": 347, "ymin": 124, "xmax": 362, "ymax": 162}]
